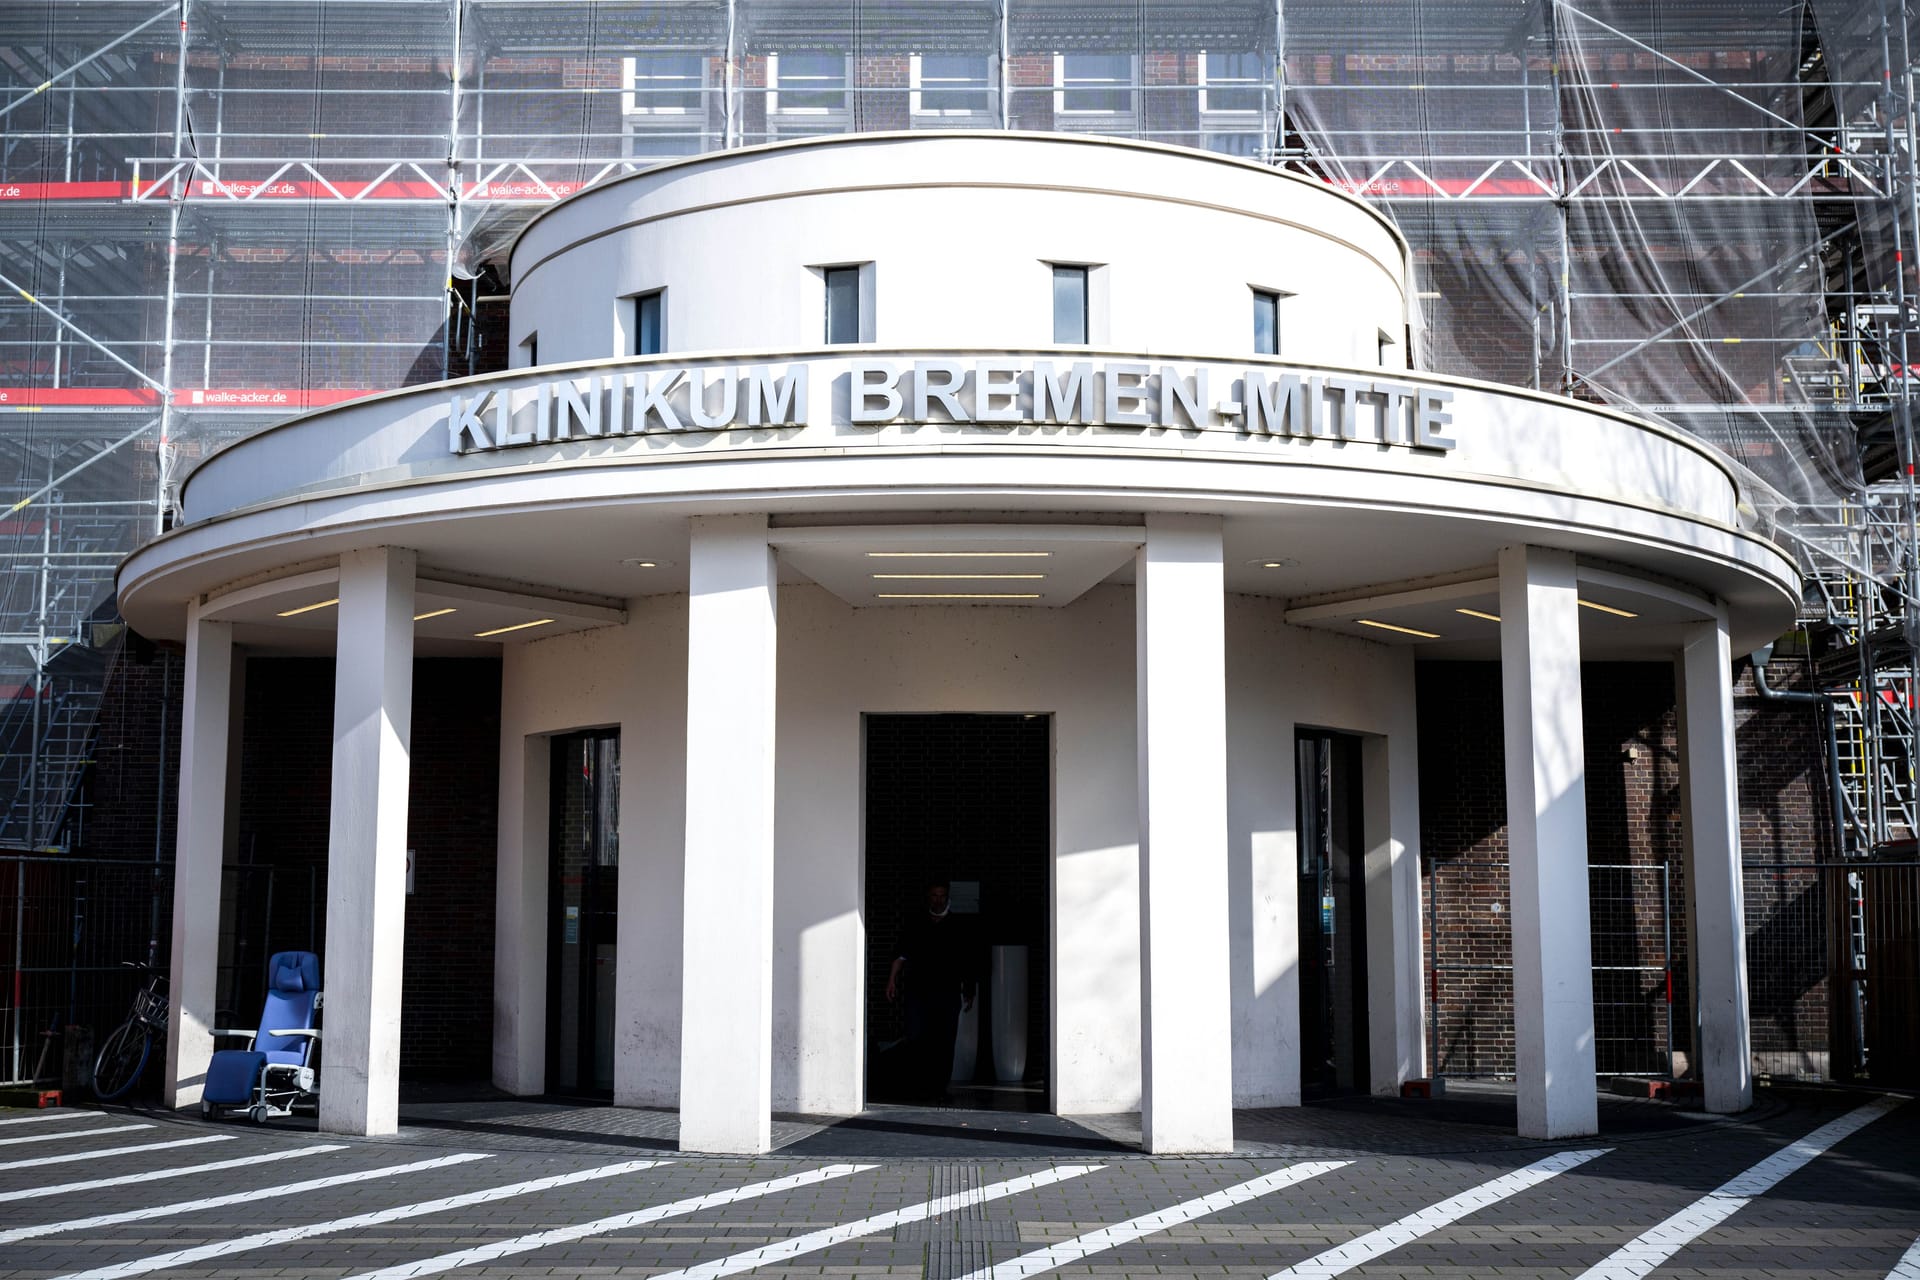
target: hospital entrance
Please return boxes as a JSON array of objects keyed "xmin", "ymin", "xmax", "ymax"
[{"xmin": 863, "ymin": 713, "xmax": 1051, "ymax": 1111}]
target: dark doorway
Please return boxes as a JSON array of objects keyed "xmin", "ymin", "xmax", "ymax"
[
  {"xmin": 547, "ymin": 730, "xmax": 619, "ymax": 1097},
  {"xmin": 1297, "ymin": 731, "xmax": 1369, "ymax": 1095},
  {"xmin": 864, "ymin": 713, "xmax": 1050, "ymax": 1111}
]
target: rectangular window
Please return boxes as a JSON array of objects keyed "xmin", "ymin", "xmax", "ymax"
[
  {"xmin": 634, "ymin": 291, "xmax": 664, "ymax": 356},
  {"xmin": 911, "ymin": 54, "xmax": 994, "ymax": 117},
  {"xmin": 769, "ymin": 53, "xmax": 848, "ymax": 115},
  {"xmin": 1200, "ymin": 51, "xmax": 1266, "ymax": 115},
  {"xmin": 1054, "ymin": 54, "xmax": 1134, "ymax": 116},
  {"xmin": 825, "ymin": 266, "xmax": 861, "ymax": 344},
  {"xmin": 622, "ymin": 53, "xmax": 705, "ymax": 115},
  {"xmin": 1253, "ymin": 290, "xmax": 1280, "ymax": 355},
  {"xmin": 1052, "ymin": 266, "xmax": 1089, "ymax": 344},
  {"xmin": 520, "ymin": 332, "xmax": 538, "ymax": 368},
  {"xmin": 1378, "ymin": 328, "xmax": 1399, "ymax": 368}
]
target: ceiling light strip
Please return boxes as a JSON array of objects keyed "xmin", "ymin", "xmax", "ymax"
[
  {"xmin": 1455, "ymin": 608, "xmax": 1502, "ymax": 622},
  {"xmin": 1577, "ymin": 599, "xmax": 1639, "ymax": 619},
  {"xmin": 413, "ymin": 607, "xmax": 457, "ymax": 621},
  {"xmin": 1356, "ymin": 618, "xmax": 1442, "ymax": 639},
  {"xmin": 865, "ymin": 551, "xmax": 1052, "ymax": 558},
  {"xmin": 875, "ymin": 593, "xmax": 1043, "ymax": 600},
  {"xmin": 276, "ymin": 598, "xmax": 339, "ymax": 618},
  {"xmin": 474, "ymin": 618, "xmax": 555, "ymax": 637},
  {"xmin": 870, "ymin": 574, "xmax": 1046, "ymax": 581}
]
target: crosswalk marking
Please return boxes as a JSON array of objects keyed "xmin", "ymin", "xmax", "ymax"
[
  {"xmin": 0, "ymin": 1134, "xmax": 230, "ymax": 1173},
  {"xmin": 342, "ymin": 1162, "xmax": 876, "ymax": 1279},
  {"xmin": 0, "ymin": 1110, "xmax": 107, "ymax": 1128},
  {"xmin": 955, "ymin": 1161, "xmax": 1348, "ymax": 1280},
  {"xmin": 1887, "ymin": 1234, "xmax": 1920, "ymax": 1280},
  {"xmin": 0, "ymin": 1152, "xmax": 490, "ymax": 1244},
  {"xmin": 0, "ymin": 1122, "xmax": 148, "ymax": 1149},
  {"xmin": 1268, "ymin": 1147, "xmax": 1611, "ymax": 1279},
  {"xmin": 8, "ymin": 1143, "xmax": 347, "ymax": 1201},
  {"xmin": 1577, "ymin": 1095, "xmax": 1905, "ymax": 1280},
  {"xmin": 52, "ymin": 1157, "xmax": 674, "ymax": 1280},
  {"xmin": 639, "ymin": 1164, "xmax": 1103, "ymax": 1280}
]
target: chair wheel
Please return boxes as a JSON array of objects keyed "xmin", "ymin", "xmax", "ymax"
[
  {"xmin": 201, "ymin": 1101, "xmax": 213, "ymax": 1118},
  {"xmin": 249, "ymin": 1105, "xmax": 269, "ymax": 1124}
]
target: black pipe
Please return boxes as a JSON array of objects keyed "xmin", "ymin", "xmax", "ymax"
[{"xmin": 1750, "ymin": 653, "xmax": 1850, "ymax": 860}]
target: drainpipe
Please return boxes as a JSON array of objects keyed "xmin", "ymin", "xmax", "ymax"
[{"xmin": 1750, "ymin": 642, "xmax": 1849, "ymax": 860}]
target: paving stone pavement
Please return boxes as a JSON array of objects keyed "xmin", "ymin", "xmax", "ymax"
[{"xmin": 0, "ymin": 1084, "xmax": 1912, "ymax": 1280}]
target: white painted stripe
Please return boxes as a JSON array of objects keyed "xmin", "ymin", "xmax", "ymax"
[
  {"xmin": 0, "ymin": 1134, "xmax": 228, "ymax": 1174},
  {"xmin": 343, "ymin": 1162, "xmax": 876, "ymax": 1280},
  {"xmin": 0, "ymin": 1152, "xmax": 490, "ymax": 1243},
  {"xmin": 52, "ymin": 1157, "xmax": 672, "ymax": 1280},
  {"xmin": 958, "ymin": 1161, "xmax": 1348, "ymax": 1280},
  {"xmin": 1886, "ymin": 1233, "xmax": 1920, "ymax": 1280},
  {"xmin": 1578, "ymin": 1096, "xmax": 1905, "ymax": 1280},
  {"xmin": 0, "ymin": 1110, "xmax": 107, "ymax": 1127},
  {"xmin": 641, "ymin": 1164, "xmax": 1103, "ymax": 1280},
  {"xmin": 0, "ymin": 1122, "xmax": 148, "ymax": 1148},
  {"xmin": 1269, "ymin": 1147, "xmax": 1612, "ymax": 1279},
  {"xmin": 7, "ymin": 1143, "xmax": 347, "ymax": 1201}
]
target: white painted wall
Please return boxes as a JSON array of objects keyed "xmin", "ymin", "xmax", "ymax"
[
  {"xmin": 498, "ymin": 578, "xmax": 1425, "ymax": 1118},
  {"xmin": 494, "ymin": 598, "xmax": 688, "ymax": 1106},
  {"xmin": 510, "ymin": 135, "xmax": 1409, "ymax": 372},
  {"xmin": 1223, "ymin": 593, "xmax": 1423, "ymax": 1107}
]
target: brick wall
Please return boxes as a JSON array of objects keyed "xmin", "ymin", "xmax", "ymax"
[{"xmin": 1417, "ymin": 658, "xmax": 1833, "ymax": 1079}]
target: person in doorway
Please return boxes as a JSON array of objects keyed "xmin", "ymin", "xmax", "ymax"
[{"xmin": 886, "ymin": 878, "xmax": 978, "ymax": 1103}]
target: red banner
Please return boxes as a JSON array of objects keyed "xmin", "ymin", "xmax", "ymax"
[
  {"xmin": 174, "ymin": 387, "xmax": 374, "ymax": 409},
  {"xmin": 0, "ymin": 181, "xmax": 129, "ymax": 201},
  {"xmin": 0, "ymin": 387, "xmax": 162, "ymax": 408}
]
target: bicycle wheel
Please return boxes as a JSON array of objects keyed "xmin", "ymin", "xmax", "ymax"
[{"xmin": 93, "ymin": 1021, "xmax": 151, "ymax": 1101}]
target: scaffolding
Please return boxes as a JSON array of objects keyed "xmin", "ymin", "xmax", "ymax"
[{"xmin": 0, "ymin": 0, "xmax": 1916, "ymax": 868}]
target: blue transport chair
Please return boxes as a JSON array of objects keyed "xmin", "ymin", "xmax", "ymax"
[{"xmin": 203, "ymin": 950, "xmax": 322, "ymax": 1123}]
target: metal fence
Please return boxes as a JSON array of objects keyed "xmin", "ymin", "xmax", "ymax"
[
  {"xmin": 1744, "ymin": 860, "xmax": 1920, "ymax": 1086},
  {"xmin": 1425, "ymin": 858, "xmax": 1674, "ymax": 1080},
  {"xmin": 0, "ymin": 856, "xmax": 322, "ymax": 1087},
  {"xmin": 0, "ymin": 855, "xmax": 170, "ymax": 1086}
]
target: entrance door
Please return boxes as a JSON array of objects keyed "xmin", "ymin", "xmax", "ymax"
[
  {"xmin": 863, "ymin": 713, "xmax": 1050, "ymax": 1110},
  {"xmin": 1297, "ymin": 731, "xmax": 1369, "ymax": 1094},
  {"xmin": 548, "ymin": 731, "xmax": 619, "ymax": 1096}
]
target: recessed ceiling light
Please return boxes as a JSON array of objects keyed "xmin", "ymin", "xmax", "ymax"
[
  {"xmin": 866, "ymin": 551, "xmax": 1051, "ymax": 558},
  {"xmin": 875, "ymin": 593, "xmax": 1043, "ymax": 600},
  {"xmin": 1357, "ymin": 618, "xmax": 1441, "ymax": 639},
  {"xmin": 871, "ymin": 574, "xmax": 1046, "ymax": 581},
  {"xmin": 1455, "ymin": 608, "xmax": 1502, "ymax": 622},
  {"xmin": 620, "ymin": 557, "xmax": 666, "ymax": 569},
  {"xmin": 276, "ymin": 598, "xmax": 339, "ymax": 618},
  {"xmin": 1578, "ymin": 599, "xmax": 1639, "ymax": 619},
  {"xmin": 413, "ymin": 607, "xmax": 457, "ymax": 621},
  {"xmin": 1249, "ymin": 556, "xmax": 1299, "ymax": 568},
  {"xmin": 474, "ymin": 618, "xmax": 555, "ymax": 637}
]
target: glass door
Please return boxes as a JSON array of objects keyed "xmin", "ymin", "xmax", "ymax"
[
  {"xmin": 548, "ymin": 731, "xmax": 619, "ymax": 1096},
  {"xmin": 1297, "ymin": 731, "xmax": 1368, "ymax": 1094}
]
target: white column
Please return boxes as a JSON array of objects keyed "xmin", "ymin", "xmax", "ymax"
[
  {"xmin": 319, "ymin": 547, "xmax": 416, "ymax": 1137},
  {"xmin": 164, "ymin": 600, "xmax": 232, "ymax": 1109},
  {"xmin": 1362, "ymin": 732, "xmax": 1424, "ymax": 1095},
  {"xmin": 1136, "ymin": 513, "xmax": 1234, "ymax": 1153},
  {"xmin": 1677, "ymin": 611, "xmax": 1753, "ymax": 1113},
  {"xmin": 678, "ymin": 514, "xmax": 776, "ymax": 1154},
  {"xmin": 1498, "ymin": 545, "xmax": 1598, "ymax": 1139}
]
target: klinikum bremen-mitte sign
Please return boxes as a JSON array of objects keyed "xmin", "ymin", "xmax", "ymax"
[{"xmin": 446, "ymin": 359, "xmax": 1458, "ymax": 454}]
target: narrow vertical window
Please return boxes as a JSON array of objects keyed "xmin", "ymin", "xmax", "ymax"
[
  {"xmin": 520, "ymin": 332, "xmax": 538, "ymax": 368},
  {"xmin": 825, "ymin": 266, "xmax": 861, "ymax": 344},
  {"xmin": 1378, "ymin": 328, "xmax": 1398, "ymax": 368},
  {"xmin": 1253, "ymin": 290, "xmax": 1280, "ymax": 355},
  {"xmin": 1052, "ymin": 265, "xmax": 1088, "ymax": 344},
  {"xmin": 634, "ymin": 291, "xmax": 664, "ymax": 356}
]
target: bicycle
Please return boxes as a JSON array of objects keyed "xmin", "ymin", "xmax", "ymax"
[{"xmin": 93, "ymin": 961, "xmax": 167, "ymax": 1102}]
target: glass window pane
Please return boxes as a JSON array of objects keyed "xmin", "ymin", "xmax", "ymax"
[
  {"xmin": 1253, "ymin": 291, "xmax": 1278, "ymax": 354},
  {"xmin": 636, "ymin": 293, "xmax": 663, "ymax": 356},
  {"xmin": 1053, "ymin": 266, "xmax": 1088, "ymax": 344},
  {"xmin": 778, "ymin": 53, "xmax": 846, "ymax": 112},
  {"xmin": 1204, "ymin": 51, "xmax": 1265, "ymax": 114},
  {"xmin": 1061, "ymin": 54, "xmax": 1132, "ymax": 114},
  {"xmin": 918, "ymin": 55, "xmax": 991, "ymax": 114},
  {"xmin": 626, "ymin": 53, "xmax": 704, "ymax": 113},
  {"xmin": 826, "ymin": 267, "xmax": 860, "ymax": 344}
]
